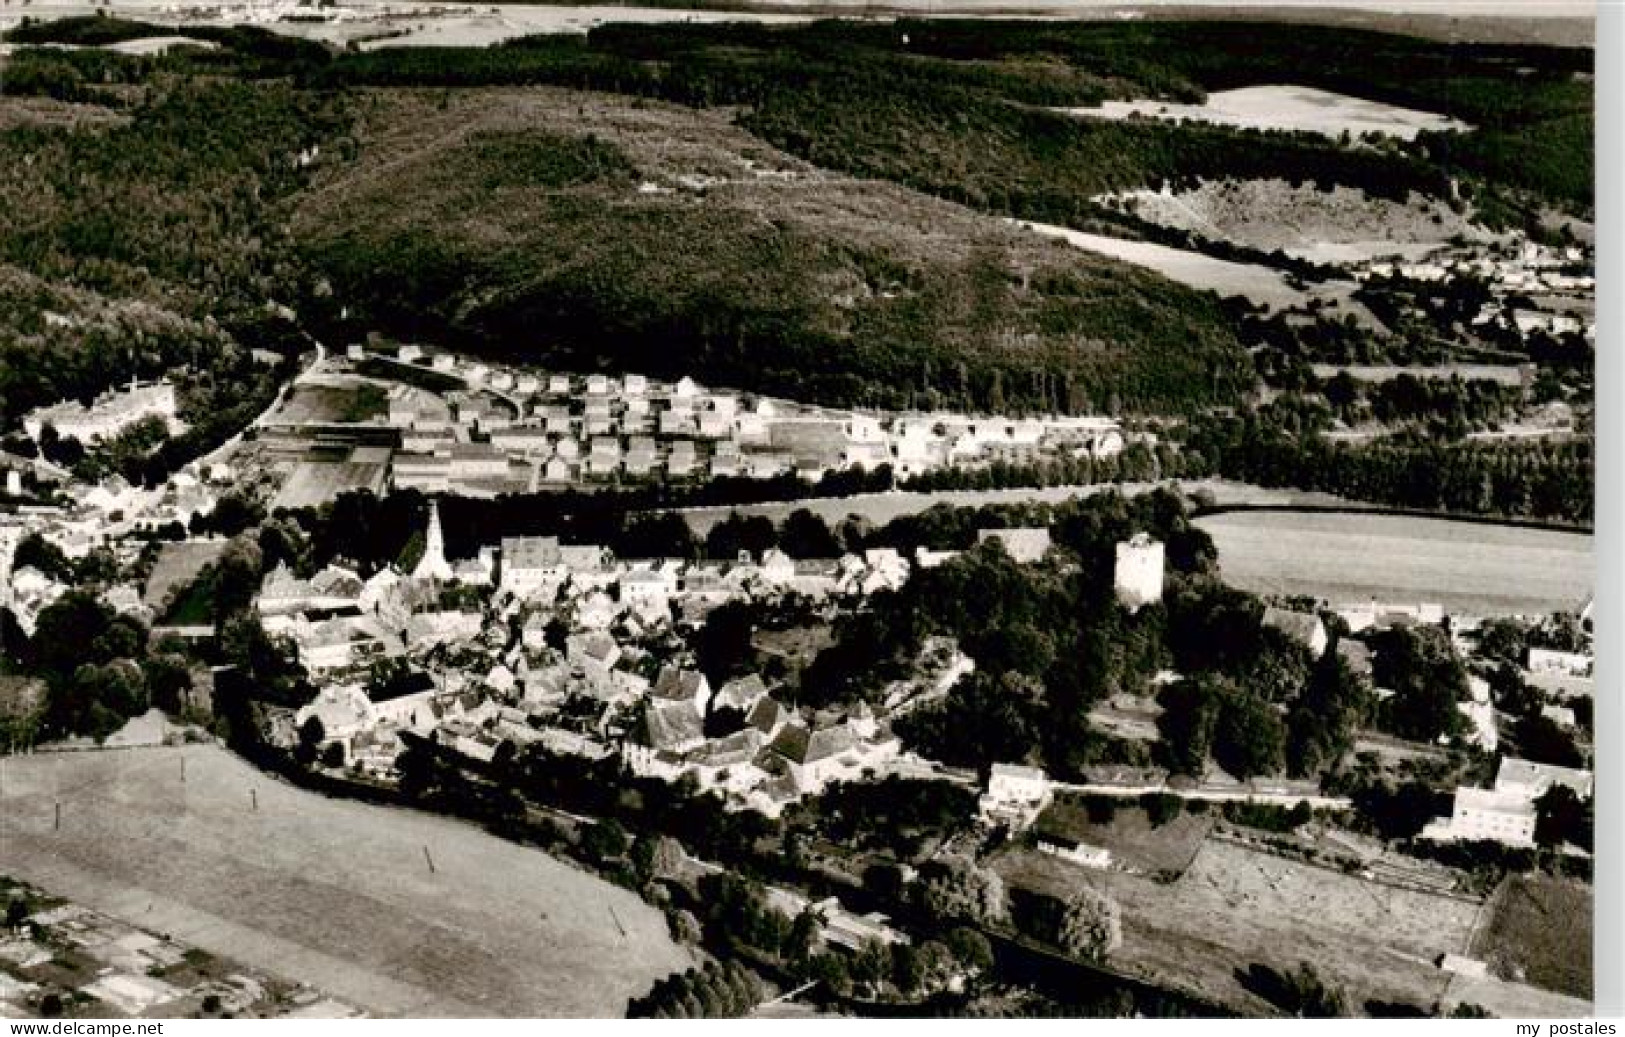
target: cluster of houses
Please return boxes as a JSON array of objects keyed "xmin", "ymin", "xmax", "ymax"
[
  {"xmin": 322, "ymin": 347, "xmax": 1127, "ymax": 498},
  {"xmin": 264, "ymin": 507, "xmax": 1184, "ymax": 823},
  {"xmin": 269, "ymin": 505, "xmax": 981, "ymax": 814},
  {"xmin": 1358, "ymin": 239, "xmax": 1595, "ymax": 344},
  {"xmin": 0, "ymin": 883, "xmax": 358, "ymax": 1019}
]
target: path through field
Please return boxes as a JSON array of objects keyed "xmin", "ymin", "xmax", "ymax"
[{"xmin": 0, "ymin": 745, "xmax": 690, "ymax": 1017}]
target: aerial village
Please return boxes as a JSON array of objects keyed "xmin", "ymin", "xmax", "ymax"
[
  {"xmin": 2, "ymin": 343, "xmax": 1593, "ymax": 838},
  {"xmin": 0, "ymin": 340, "xmax": 1596, "ymax": 1019}
]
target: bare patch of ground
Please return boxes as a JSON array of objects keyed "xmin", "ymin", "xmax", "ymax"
[
  {"xmin": 0, "ymin": 95, "xmax": 130, "ymax": 131},
  {"xmin": 1110, "ymin": 179, "xmax": 1498, "ymax": 264},
  {"xmin": 1308, "ymin": 363, "xmax": 1526, "ymax": 385},
  {"xmin": 268, "ymin": 383, "xmax": 388, "ymax": 426},
  {"xmin": 142, "ymin": 538, "xmax": 230, "ymax": 611}
]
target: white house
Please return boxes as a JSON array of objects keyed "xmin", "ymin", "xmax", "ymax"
[
  {"xmin": 24, "ymin": 381, "xmax": 177, "ymax": 443},
  {"xmin": 1036, "ymin": 832, "xmax": 1113, "ymax": 869},
  {"xmin": 1527, "ymin": 648, "xmax": 1591, "ymax": 678},
  {"xmin": 979, "ymin": 763, "xmax": 1053, "ymax": 830},
  {"xmin": 294, "ymin": 684, "xmax": 374, "ymax": 742},
  {"xmin": 500, "ymin": 536, "xmax": 569, "ymax": 597},
  {"xmin": 1422, "ymin": 756, "xmax": 1593, "ymax": 847}
]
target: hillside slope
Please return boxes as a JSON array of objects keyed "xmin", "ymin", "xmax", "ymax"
[{"xmin": 292, "ymin": 88, "xmax": 1252, "ymax": 415}]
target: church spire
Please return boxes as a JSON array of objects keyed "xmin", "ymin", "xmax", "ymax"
[{"xmin": 413, "ymin": 500, "xmax": 453, "ymax": 582}]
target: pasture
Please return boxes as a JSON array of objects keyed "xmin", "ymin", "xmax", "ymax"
[
  {"xmin": 997, "ymin": 835, "xmax": 1484, "ymax": 1015},
  {"xmin": 0, "ymin": 746, "xmax": 690, "ymax": 1017},
  {"xmin": 674, "ymin": 478, "xmax": 1351, "ymax": 536},
  {"xmin": 1309, "ymin": 363, "xmax": 1526, "ymax": 386},
  {"xmin": 1065, "ymin": 85, "xmax": 1471, "ymax": 141},
  {"xmin": 1471, "ymin": 874, "xmax": 1592, "ymax": 999},
  {"xmin": 270, "ymin": 456, "xmax": 391, "ymax": 512},
  {"xmin": 1110, "ymin": 179, "xmax": 1494, "ymax": 265},
  {"xmin": 1197, "ymin": 510, "xmax": 1592, "ymax": 616},
  {"xmin": 1014, "ymin": 220, "xmax": 1319, "ymax": 312}
]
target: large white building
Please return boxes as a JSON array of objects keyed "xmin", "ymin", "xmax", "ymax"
[
  {"xmin": 979, "ymin": 763, "xmax": 1053, "ymax": 830},
  {"xmin": 1423, "ymin": 756, "xmax": 1594, "ymax": 847},
  {"xmin": 24, "ymin": 381, "xmax": 177, "ymax": 443},
  {"xmin": 1114, "ymin": 533, "xmax": 1165, "ymax": 610}
]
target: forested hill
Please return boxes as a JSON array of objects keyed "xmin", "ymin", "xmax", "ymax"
[
  {"xmin": 290, "ymin": 88, "xmax": 1251, "ymax": 416},
  {"xmin": 0, "ymin": 16, "xmax": 1592, "ymax": 422},
  {"xmin": 313, "ymin": 20, "xmax": 1593, "ymax": 218}
]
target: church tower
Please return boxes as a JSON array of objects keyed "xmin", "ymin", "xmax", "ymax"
[{"xmin": 413, "ymin": 500, "xmax": 454, "ymax": 583}]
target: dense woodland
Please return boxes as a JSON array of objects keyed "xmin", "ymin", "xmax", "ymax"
[
  {"xmin": 0, "ymin": 15, "xmax": 1592, "ymax": 429},
  {"xmin": 0, "ymin": 17, "xmax": 1594, "ymax": 522}
]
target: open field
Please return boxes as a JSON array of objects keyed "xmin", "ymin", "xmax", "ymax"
[
  {"xmin": 1014, "ymin": 219, "xmax": 1314, "ymax": 312},
  {"xmin": 1064, "ymin": 85, "xmax": 1471, "ymax": 142},
  {"xmin": 1197, "ymin": 510, "xmax": 1592, "ymax": 616},
  {"xmin": 270, "ymin": 457, "xmax": 391, "ymax": 511},
  {"xmin": 1471, "ymin": 875, "xmax": 1592, "ymax": 1000},
  {"xmin": 269, "ymin": 384, "xmax": 388, "ymax": 427},
  {"xmin": 1012, "ymin": 220, "xmax": 1375, "ymax": 323},
  {"xmin": 998, "ymin": 835, "xmax": 1487, "ymax": 1015},
  {"xmin": 0, "ymin": 746, "xmax": 690, "ymax": 1017}
]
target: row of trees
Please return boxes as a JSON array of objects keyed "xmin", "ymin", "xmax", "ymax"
[
  {"xmin": 627, "ymin": 961, "xmax": 765, "ymax": 1019},
  {"xmin": 1182, "ymin": 405, "xmax": 1593, "ymax": 526}
]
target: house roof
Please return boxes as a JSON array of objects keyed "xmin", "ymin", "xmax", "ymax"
[
  {"xmin": 772, "ymin": 722, "xmax": 857, "ymax": 766},
  {"xmin": 1495, "ymin": 757, "xmax": 1593, "ymax": 798},
  {"xmin": 653, "ymin": 666, "xmax": 708, "ymax": 702},
  {"xmin": 643, "ymin": 700, "xmax": 705, "ymax": 751},
  {"xmin": 715, "ymin": 674, "xmax": 768, "ymax": 712},
  {"xmin": 369, "ymin": 669, "xmax": 436, "ymax": 703},
  {"xmin": 747, "ymin": 697, "xmax": 788, "ymax": 735},
  {"xmin": 991, "ymin": 762, "xmax": 1048, "ymax": 783},
  {"xmin": 503, "ymin": 536, "xmax": 563, "ymax": 570},
  {"xmin": 1262, "ymin": 607, "xmax": 1326, "ymax": 649},
  {"xmin": 692, "ymin": 728, "xmax": 765, "ymax": 768}
]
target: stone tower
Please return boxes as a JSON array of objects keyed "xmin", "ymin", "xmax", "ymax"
[{"xmin": 1114, "ymin": 533, "xmax": 1165, "ymax": 611}]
